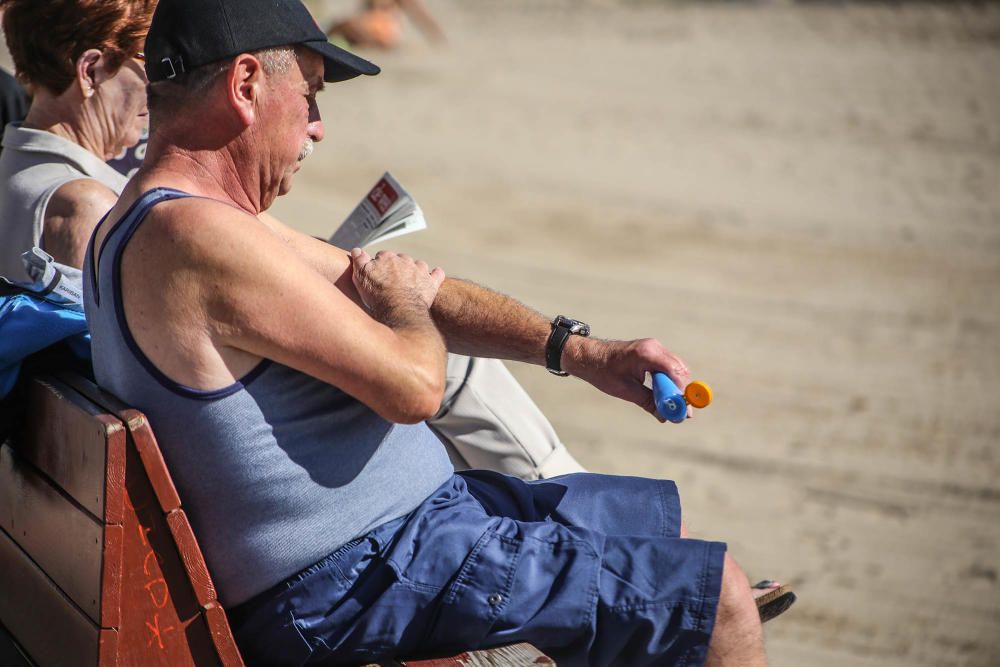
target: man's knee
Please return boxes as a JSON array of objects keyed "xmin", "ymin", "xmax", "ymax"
[
  {"xmin": 716, "ymin": 553, "xmax": 759, "ymax": 625},
  {"xmin": 707, "ymin": 553, "xmax": 767, "ymax": 665}
]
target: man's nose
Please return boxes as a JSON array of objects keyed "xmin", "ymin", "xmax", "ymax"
[
  {"xmin": 309, "ymin": 120, "xmax": 325, "ymax": 143},
  {"xmin": 308, "ymin": 103, "xmax": 324, "ymax": 143}
]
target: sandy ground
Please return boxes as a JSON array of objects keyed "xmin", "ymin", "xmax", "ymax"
[{"xmin": 7, "ymin": 1, "xmax": 1000, "ymax": 664}]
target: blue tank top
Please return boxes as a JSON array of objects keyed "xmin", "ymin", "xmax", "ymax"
[{"xmin": 83, "ymin": 188, "xmax": 453, "ymax": 606}]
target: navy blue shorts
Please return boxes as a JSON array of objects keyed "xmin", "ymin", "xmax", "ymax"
[{"xmin": 230, "ymin": 471, "xmax": 726, "ymax": 667}]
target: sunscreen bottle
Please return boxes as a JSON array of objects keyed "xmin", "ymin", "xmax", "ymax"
[{"xmin": 652, "ymin": 372, "xmax": 713, "ymax": 423}]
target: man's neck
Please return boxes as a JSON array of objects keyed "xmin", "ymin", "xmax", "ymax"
[{"xmin": 139, "ymin": 142, "xmax": 267, "ymax": 216}]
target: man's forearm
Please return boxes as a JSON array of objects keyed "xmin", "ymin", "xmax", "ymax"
[
  {"xmin": 430, "ymin": 276, "xmax": 694, "ymax": 423},
  {"xmin": 431, "ymin": 277, "xmax": 552, "ymax": 364}
]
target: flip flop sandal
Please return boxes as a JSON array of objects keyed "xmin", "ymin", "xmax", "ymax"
[{"xmin": 753, "ymin": 580, "xmax": 797, "ymax": 623}]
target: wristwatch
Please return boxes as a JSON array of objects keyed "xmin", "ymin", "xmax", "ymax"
[{"xmin": 545, "ymin": 315, "xmax": 590, "ymax": 376}]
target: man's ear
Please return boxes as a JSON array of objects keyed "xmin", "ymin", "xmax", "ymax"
[
  {"xmin": 74, "ymin": 49, "xmax": 103, "ymax": 99},
  {"xmin": 227, "ymin": 54, "xmax": 264, "ymax": 127}
]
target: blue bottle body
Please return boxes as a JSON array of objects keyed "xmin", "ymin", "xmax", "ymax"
[{"xmin": 652, "ymin": 372, "xmax": 687, "ymax": 423}]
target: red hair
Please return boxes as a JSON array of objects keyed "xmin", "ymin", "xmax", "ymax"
[{"xmin": 1, "ymin": 0, "xmax": 157, "ymax": 94}]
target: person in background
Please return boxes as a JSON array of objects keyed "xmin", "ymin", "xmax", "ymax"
[
  {"xmin": 0, "ymin": 66, "xmax": 29, "ymax": 155},
  {"xmin": 106, "ymin": 125, "xmax": 148, "ymax": 178},
  {"xmin": 0, "ymin": 0, "xmax": 155, "ymax": 281},
  {"xmin": 326, "ymin": 0, "xmax": 445, "ymax": 50},
  {"xmin": 0, "ymin": 0, "xmax": 584, "ymax": 482}
]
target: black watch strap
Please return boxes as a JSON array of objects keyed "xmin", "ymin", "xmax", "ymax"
[{"xmin": 545, "ymin": 315, "xmax": 590, "ymax": 376}]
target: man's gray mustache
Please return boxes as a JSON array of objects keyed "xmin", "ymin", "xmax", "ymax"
[{"xmin": 298, "ymin": 139, "xmax": 314, "ymax": 161}]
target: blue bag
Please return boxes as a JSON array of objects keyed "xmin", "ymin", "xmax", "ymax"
[{"xmin": 0, "ymin": 249, "xmax": 91, "ymax": 400}]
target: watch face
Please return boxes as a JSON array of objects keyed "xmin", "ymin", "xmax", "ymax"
[{"xmin": 554, "ymin": 315, "xmax": 590, "ymax": 337}]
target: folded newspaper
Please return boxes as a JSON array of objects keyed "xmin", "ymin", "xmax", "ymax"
[{"xmin": 328, "ymin": 172, "xmax": 426, "ymax": 249}]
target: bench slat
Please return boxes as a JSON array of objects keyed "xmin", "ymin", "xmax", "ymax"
[
  {"xmin": 166, "ymin": 508, "xmax": 218, "ymax": 608},
  {"xmin": 124, "ymin": 409, "xmax": 182, "ymax": 512},
  {"xmin": 0, "ymin": 444, "xmax": 104, "ymax": 624},
  {"xmin": 204, "ymin": 603, "xmax": 245, "ymax": 667},
  {"xmin": 0, "ymin": 526, "xmax": 99, "ymax": 667},
  {"xmin": 98, "ymin": 628, "xmax": 119, "ymax": 667},
  {"xmin": 101, "ymin": 524, "xmax": 125, "ymax": 629},
  {"xmin": 18, "ymin": 377, "xmax": 125, "ymax": 525},
  {"xmin": 0, "ymin": 621, "xmax": 34, "ymax": 667}
]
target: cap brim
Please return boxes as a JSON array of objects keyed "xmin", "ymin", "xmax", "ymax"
[{"xmin": 303, "ymin": 40, "xmax": 380, "ymax": 82}]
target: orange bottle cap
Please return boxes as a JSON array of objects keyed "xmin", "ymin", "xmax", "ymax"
[{"xmin": 684, "ymin": 381, "xmax": 713, "ymax": 409}]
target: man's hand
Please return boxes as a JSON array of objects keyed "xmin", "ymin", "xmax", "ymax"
[
  {"xmin": 351, "ymin": 248, "xmax": 445, "ymax": 323},
  {"xmin": 563, "ymin": 337, "xmax": 692, "ymax": 422}
]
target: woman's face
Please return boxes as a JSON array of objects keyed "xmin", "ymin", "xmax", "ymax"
[{"xmin": 92, "ymin": 56, "xmax": 148, "ymax": 159}]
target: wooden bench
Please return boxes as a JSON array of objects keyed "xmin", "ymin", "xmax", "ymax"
[{"xmin": 0, "ymin": 372, "xmax": 553, "ymax": 666}]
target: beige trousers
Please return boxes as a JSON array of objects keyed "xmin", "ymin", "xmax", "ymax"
[{"xmin": 427, "ymin": 354, "xmax": 585, "ymax": 480}]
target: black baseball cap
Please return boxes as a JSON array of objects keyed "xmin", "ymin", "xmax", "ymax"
[{"xmin": 145, "ymin": 0, "xmax": 380, "ymax": 83}]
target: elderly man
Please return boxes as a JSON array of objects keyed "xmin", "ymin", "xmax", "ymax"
[{"xmin": 84, "ymin": 0, "xmax": 789, "ymax": 665}]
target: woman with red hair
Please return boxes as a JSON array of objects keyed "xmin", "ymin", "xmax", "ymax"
[{"xmin": 0, "ymin": 0, "xmax": 156, "ymax": 281}]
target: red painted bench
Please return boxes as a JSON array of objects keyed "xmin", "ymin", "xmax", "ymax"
[{"xmin": 0, "ymin": 373, "xmax": 553, "ymax": 666}]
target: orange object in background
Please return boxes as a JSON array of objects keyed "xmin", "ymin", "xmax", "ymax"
[
  {"xmin": 330, "ymin": 7, "xmax": 403, "ymax": 49},
  {"xmin": 326, "ymin": 0, "xmax": 445, "ymax": 50}
]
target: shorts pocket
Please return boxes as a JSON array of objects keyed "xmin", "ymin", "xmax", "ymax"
[{"xmin": 427, "ymin": 528, "xmax": 521, "ymax": 650}]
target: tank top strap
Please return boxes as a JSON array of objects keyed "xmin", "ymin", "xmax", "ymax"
[{"xmin": 88, "ymin": 187, "xmax": 191, "ymax": 306}]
